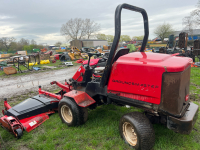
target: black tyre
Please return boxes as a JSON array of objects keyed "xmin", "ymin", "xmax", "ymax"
[
  {"xmin": 60, "ymin": 54, "xmax": 71, "ymax": 61},
  {"xmin": 119, "ymin": 112, "xmax": 155, "ymax": 150},
  {"xmin": 65, "ymin": 54, "xmax": 71, "ymax": 61},
  {"xmin": 58, "ymin": 97, "xmax": 81, "ymax": 126},
  {"xmin": 15, "ymin": 128, "xmax": 23, "ymax": 139},
  {"xmin": 79, "ymin": 107, "xmax": 88, "ymax": 124}
]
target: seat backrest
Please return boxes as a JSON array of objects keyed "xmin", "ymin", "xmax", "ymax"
[{"xmin": 113, "ymin": 48, "xmax": 129, "ymax": 63}]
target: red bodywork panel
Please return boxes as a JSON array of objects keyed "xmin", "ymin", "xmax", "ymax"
[
  {"xmin": 82, "ymin": 59, "xmax": 100, "ymax": 66},
  {"xmin": 72, "ymin": 66, "xmax": 85, "ymax": 82},
  {"xmin": 20, "ymin": 111, "xmax": 54, "ymax": 132},
  {"xmin": 107, "ymin": 52, "xmax": 192, "ymax": 105},
  {"xmin": 64, "ymin": 90, "xmax": 96, "ymax": 107}
]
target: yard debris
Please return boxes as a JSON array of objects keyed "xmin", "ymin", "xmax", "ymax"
[
  {"xmin": 42, "ymin": 66, "xmax": 57, "ymax": 69},
  {"xmin": 194, "ymin": 62, "xmax": 200, "ymax": 67},
  {"xmin": 52, "ymin": 60, "xmax": 56, "ymax": 63},
  {"xmin": 76, "ymin": 59, "xmax": 84, "ymax": 63},
  {"xmin": 40, "ymin": 60, "xmax": 50, "ymax": 64},
  {"xmin": 3, "ymin": 67, "xmax": 17, "ymax": 75},
  {"xmin": 62, "ymin": 62, "xmax": 73, "ymax": 66},
  {"xmin": 32, "ymin": 67, "xmax": 41, "ymax": 71}
]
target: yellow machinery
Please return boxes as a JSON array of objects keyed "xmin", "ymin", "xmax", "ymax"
[{"xmin": 68, "ymin": 46, "xmax": 88, "ymax": 60}]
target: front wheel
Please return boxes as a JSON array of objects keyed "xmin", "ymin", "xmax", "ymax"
[
  {"xmin": 58, "ymin": 98, "xmax": 80, "ymax": 126},
  {"xmin": 119, "ymin": 112, "xmax": 155, "ymax": 150},
  {"xmin": 58, "ymin": 97, "xmax": 88, "ymax": 126}
]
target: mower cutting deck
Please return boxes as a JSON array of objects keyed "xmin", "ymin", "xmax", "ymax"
[{"xmin": 0, "ymin": 81, "xmax": 70, "ymax": 138}]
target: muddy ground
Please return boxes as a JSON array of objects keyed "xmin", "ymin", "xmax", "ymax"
[{"xmin": 0, "ymin": 66, "xmax": 80, "ymax": 101}]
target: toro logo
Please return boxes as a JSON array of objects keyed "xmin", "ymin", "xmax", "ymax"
[{"xmin": 112, "ymin": 79, "xmax": 159, "ymax": 89}]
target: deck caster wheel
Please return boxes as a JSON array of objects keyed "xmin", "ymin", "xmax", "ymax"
[
  {"xmin": 59, "ymin": 97, "xmax": 81, "ymax": 126},
  {"xmin": 119, "ymin": 112, "xmax": 155, "ymax": 150},
  {"xmin": 15, "ymin": 128, "xmax": 23, "ymax": 139}
]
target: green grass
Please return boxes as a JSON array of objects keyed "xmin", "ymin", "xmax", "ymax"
[
  {"xmin": 0, "ymin": 60, "xmax": 81, "ymax": 78},
  {"xmin": 0, "ymin": 68, "xmax": 200, "ymax": 150}
]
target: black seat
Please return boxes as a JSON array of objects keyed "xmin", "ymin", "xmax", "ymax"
[{"xmin": 113, "ymin": 48, "xmax": 129, "ymax": 63}]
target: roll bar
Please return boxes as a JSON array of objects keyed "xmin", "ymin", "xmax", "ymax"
[{"xmin": 100, "ymin": 3, "xmax": 149, "ymax": 87}]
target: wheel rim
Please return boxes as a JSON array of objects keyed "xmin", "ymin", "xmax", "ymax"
[
  {"xmin": 61, "ymin": 105, "xmax": 73, "ymax": 123},
  {"xmin": 123, "ymin": 122, "xmax": 137, "ymax": 146}
]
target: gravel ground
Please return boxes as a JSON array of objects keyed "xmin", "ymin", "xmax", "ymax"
[{"xmin": 0, "ymin": 65, "xmax": 80, "ymax": 101}]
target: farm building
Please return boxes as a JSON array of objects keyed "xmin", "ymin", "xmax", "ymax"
[
  {"xmin": 174, "ymin": 29, "xmax": 200, "ymax": 40},
  {"xmin": 70, "ymin": 39, "xmax": 108, "ymax": 49}
]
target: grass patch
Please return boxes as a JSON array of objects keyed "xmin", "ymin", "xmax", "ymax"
[{"xmin": 0, "ymin": 68, "xmax": 200, "ymax": 150}]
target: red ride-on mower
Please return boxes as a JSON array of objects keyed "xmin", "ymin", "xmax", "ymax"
[
  {"xmin": 0, "ymin": 3, "xmax": 199, "ymax": 150},
  {"xmin": 56, "ymin": 4, "xmax": 198, "ymax": 150}
]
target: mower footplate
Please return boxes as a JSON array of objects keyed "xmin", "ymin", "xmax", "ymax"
[
  {"xmin": 167, "ymin": 102, "xmax": 199, "ymax": 134},
  {"xmin": 6, "ymin": 94, "xmax": 59, "ymax": 120}
]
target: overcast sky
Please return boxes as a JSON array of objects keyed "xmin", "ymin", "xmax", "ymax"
[{"xmin": 0, "ymin": 0, "xmax": 198, "ymax": 45}]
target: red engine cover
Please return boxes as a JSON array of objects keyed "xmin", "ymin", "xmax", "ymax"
[{"xmin": 107, "ymin": 52, "xmax": 192, "ymax": 105}]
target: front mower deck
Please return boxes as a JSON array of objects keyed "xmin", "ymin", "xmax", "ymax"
[
  {"xmin": 0, "ymin": 87, "xmax": 63, "ymax": 138},
  {"xmin": 6, "ymin": 94, "xmax": 59, "ymax": 120}
]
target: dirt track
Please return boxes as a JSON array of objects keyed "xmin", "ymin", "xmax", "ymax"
[{"xmin": 0, "ymin": 66, "xmax": 80, "ymax": 99}]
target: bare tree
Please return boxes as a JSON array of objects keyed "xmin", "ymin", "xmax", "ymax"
[
  {"xmin": 18, "ymin": 38, "xmax": 29, "ymax": 46},
  {"xmin": 61, "ymin": 18, "xmax": 100, "ymax": 40},
  {"xmin": 191, "ymin": 0, "xmax": 200, "ymax": 26},
  {"xmin": 31, "ymin": 39, "xmax": 37, "ymax": 45},
  {"xmin": 61, "ymin": 18, "xmax": 85, "ymax": 40},
  {"xmin": 17, "ymin": 38, "xmax": 30, "ymax": 50},
  {"xmin": 154, "ymin": 23, "xmax": 174, "ymax": 42},
  {"xmin": 0, "ymin": 37, "xmax": 16, "ymax": 52},
  {"xmin": 84, "ymin": 19, "xmax": 100, "ymax": 39},
  {"xmin": 182, "ymin": 16, "xmax": 194, "ymax": 37}
]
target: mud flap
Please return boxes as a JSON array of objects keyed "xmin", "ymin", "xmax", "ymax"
[{"xmin": 64, "ymin": 90, "xmax": 96, "ymax": 107}]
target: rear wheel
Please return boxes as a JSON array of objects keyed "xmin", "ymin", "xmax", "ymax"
[{"xmin": 119, "ymin": 112, "xmax": 155, "ymax": 150}]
